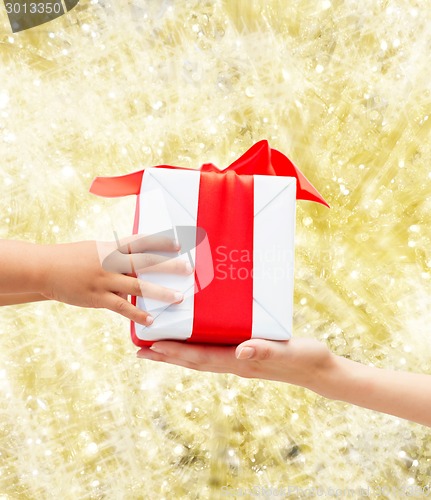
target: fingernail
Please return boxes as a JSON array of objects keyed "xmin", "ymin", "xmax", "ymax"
[
  {"xmin": 185, "ymin": 263, "xmax": 193, "ymax": 274},
  {"xmin": 150, "ymin": 344, "xmax": 165, "ymax": 354},
  {"xmin": 236, "ymin": 347, "xmax": 255, "ymax": 359},
  {"xmin": 145, "ymin": 315, "xmax": 154, "ymax": 326},
  {"xmin": 174, "ymin": 292, "xmax": 184, "ymax": 303},
  {"xmin": 174, "ymin": 240, "xmax": 181, "ymax": 251}
]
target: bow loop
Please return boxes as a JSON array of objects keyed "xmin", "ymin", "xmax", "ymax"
[
  {"xmin": 90, "ymin": 141, "xmax": 329, "ymax": 207},
  {"xmin": 225, "ymin": 140, "xmax": 272, "ymax": 176}
]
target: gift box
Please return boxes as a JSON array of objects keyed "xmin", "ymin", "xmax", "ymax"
[{"xmin": 90, "ymin": 141, "xmax": 328, "ymax": 346}]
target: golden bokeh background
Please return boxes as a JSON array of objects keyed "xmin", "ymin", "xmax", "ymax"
[{"xmin": 1, "ymin": 0, "xmax": 431, "ymax": 498}]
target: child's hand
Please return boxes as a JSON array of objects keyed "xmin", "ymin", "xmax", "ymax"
[
  {"xmin": 136, "ymin": 337, "xmax": 335, "ymax": 391},
  {"xmin": 37, "ymin": 234, "xmax": 192, "ymax": 324}
]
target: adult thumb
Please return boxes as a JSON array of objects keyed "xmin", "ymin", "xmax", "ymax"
[{"xmin": 235, "ymin": 339, "xmax": 281, "ymax": 361}]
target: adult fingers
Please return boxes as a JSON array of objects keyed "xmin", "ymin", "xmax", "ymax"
[
  {"xmin": 138, "ymin": 339, "xmax": 292, "ymax": 367},
  {"xmin": 137, "ymin": 348, "xmax": 236, "ymax": 374},
  {"xmin": 146, "ymin": 341, "xmax": 237, "ymax": 366},
  {"xmin": 137, "ymin": 348, "xmax": 201, "ymax": 371}
]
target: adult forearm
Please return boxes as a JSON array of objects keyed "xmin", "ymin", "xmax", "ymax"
[{"xmin": 316, "ymin": 355, "xmax": 431, "ymax": 427}]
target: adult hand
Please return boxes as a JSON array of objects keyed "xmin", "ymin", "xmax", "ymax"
[
  {"xmin": 137, "ymin": 336, "xmax": 431, "ymax": 427},
  {"xmin": 137, "ymin": 337, "xmax": 335, "ymax": 392}
]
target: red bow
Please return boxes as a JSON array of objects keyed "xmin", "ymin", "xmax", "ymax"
[{"xmin": 90, "ymin": 140, "xmax": 329, "ymax": 208}]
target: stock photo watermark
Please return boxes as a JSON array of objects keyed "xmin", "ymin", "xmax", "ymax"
[
  {"xmin": 215, "ymin": 244, "xmax": 292, "ymax": 283},
  {"xmin": 2, "ymin": 0, "xmax": 80, "ymax": 32},
  {"xmin": 99, "ymin": 227, "xmax": 292, "ymax": 296},
  {"xmin": 220, "ymin": 484, "xmax": 431, "ymax": 498}
]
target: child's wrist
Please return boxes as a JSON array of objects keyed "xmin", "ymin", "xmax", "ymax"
[{"xmin": 31, "ymin": 244, "xmax": 55, "ymax": 295}]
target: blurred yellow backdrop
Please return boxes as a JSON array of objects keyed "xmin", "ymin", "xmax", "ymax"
[{"xmin": 1, "ymin": 0, "xmax": 431, "ymax": 498}]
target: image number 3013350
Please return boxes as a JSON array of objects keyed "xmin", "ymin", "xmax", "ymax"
[{"xmin": 3, "ymin": 0, "xmax": 80, "ymax": 32}]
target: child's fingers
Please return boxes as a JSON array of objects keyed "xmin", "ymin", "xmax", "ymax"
[
  {"xmin": 138, "ymin": 281, "xmax": 184, "ymax": 303},
  {"xmin": 136, "ymin": 280, "xmax": 185, "ymax": 304},
  {"xmin": 111, "ymin": 275, "xmax": 184, "ymax": 304},
  {"xmin": 133, "ymin": 253, "xmax": 193, "ymax": 275},
  {"xmin": 103, "ymin": 293, "xmax": 154, "ymax": 326},
  {"xmin": 97, "ymin": 235, "xmax": 179, "ymax": 270},
  {"xmin": 117, "ymin": 234, "xmax": 180, "ymax": 254},
  {"xmin": 102, "ymin": 251, "xmax": 193, "ymax": 275}
]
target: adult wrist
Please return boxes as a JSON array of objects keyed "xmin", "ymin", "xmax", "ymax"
[
  {"xmin": 308, "ymin": 353, "xmax": 350, "ymax": 400},
  {"xmin": 313, "ymin": 354, "xmax": 374, "ymax": 403}
]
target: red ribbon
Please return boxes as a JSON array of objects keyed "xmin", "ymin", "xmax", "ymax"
[
  {"xmin": 191, "ymin": 171, "xmax": 255, "ymax": 344},
  {"xmin": 90, "ymin": 140, "xmax": 329, "ymax": 207},
  {"xmin": 90, "ymin": 140, "xmax": 328, "ymax": 346}
]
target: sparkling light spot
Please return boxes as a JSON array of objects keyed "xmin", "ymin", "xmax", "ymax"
[
  {"xmin": 86, "ymin": 442, "xmax": 99, "ymax": 455},
  {"xmin": 0, "ymin": 92, "xmax": 9, "ymax": 109},
  {"xmin": 174, "ymin": 445, "xmax": 184, "ymax": 455},
  {"xmin": 62, "ymin": 166, "xmax": 75, "ymax": 178}
]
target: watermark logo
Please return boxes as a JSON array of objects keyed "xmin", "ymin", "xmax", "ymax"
[
  {"xmin": 98, "ymin": 227, "xmax": 214, "ymax": 305},
  {"xmin": 215, "ymin": 244, "xmax": 292, "ymax": 283},
  {"xmin": 3, "ymin": 0, "xmax": 80, "ymax": 32},
  {"xmin": 220, "ymin": 484, "xmax": 431, "ymax": 498}
]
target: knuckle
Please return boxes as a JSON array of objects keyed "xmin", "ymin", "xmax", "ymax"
[
  {"xmin": 141, "ymin": 254, "xmax": 152, "ymax": 268},
  {"xmin": 135, "ymin": 280, "xmax": 146, "ymax": 296},
  {"xmin": 101, "ymin": 254, "xmax": 115, "ymax": 272},
  {"xmin": 257, "ymin": 345, "xmax": 272, "ymax": 361},
  {"xmin": 89, "ymin": 295, "xmax": 101, "ymax": 309},
  {"xmin": 128, "ymin": 255, "xmax": 138, "ymax": 272},
  {"xmin": 115, "ymin": 299, "xmax": 129, "ymax": 315},
  {"xmin": 147, "ymin": 255, "xmax": 163, "ymax": 271}
]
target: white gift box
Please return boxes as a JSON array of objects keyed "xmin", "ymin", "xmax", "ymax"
[
  {"xmin": 133, "ymin": 167, "xmax": 296, "ymax": 344},
  {"xmin": 89, "ymin": 140, "xmax": 328, "ymax": 346}
]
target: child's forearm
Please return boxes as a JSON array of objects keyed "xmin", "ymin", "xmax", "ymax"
[
  {"xmin": 0, "ymin": 293, "xmax": 49, "ymax": 306},
  {"xmin": 315, "ymin": 355, "xmax": 431, "ymax": 426},
  {"xmin": 0, "ymin": 240, "xmax": 48, "ymax": 294}
]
